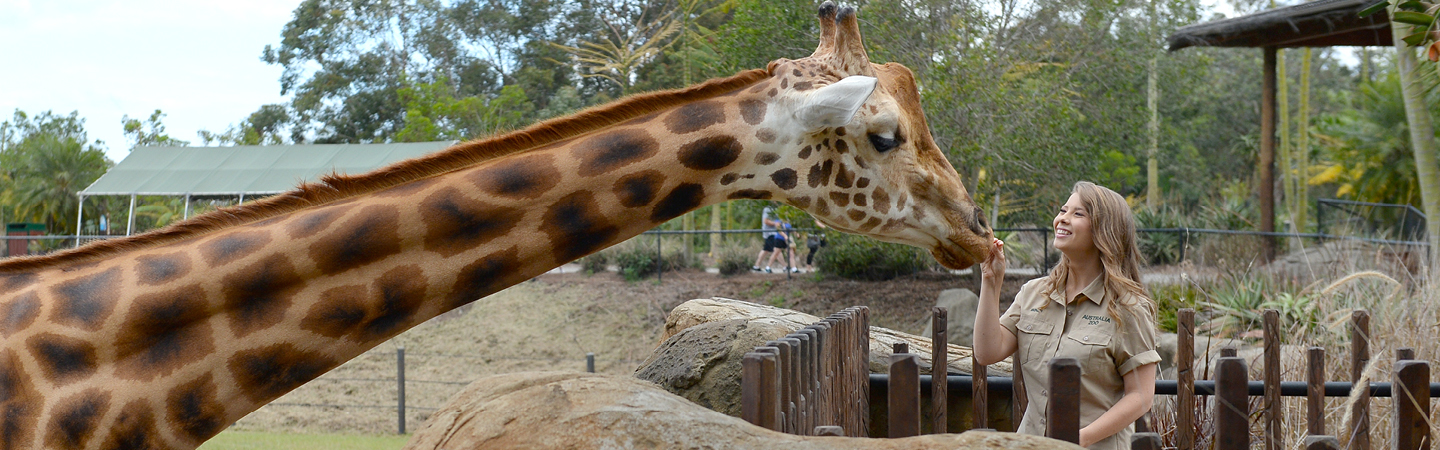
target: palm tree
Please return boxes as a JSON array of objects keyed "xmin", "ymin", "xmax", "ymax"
[{"xmin": 10, "ymin": 134, "xmax": 110, "ymax": 235}]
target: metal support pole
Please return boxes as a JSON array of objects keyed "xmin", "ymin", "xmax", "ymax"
[
  {"xmin": 183, "ymin": 193, "xmax": 192, "ymax": 220},
  {"xmin": 397, "ymin": 346, "xmax": 406, "ymax": 435},
  {"xmin": 126, "ymin": 194, "xmax": 137, "ymax": 236},
  {"xmin": 586, "ymin": 353, "xmax": 595, "ymax": 373},
  {"xmin": 75, "ymin": 194, "xmax": 85, "ymax": 248},
  {"xmin": 656, "ymin": 232, "xmax": 662, "ymax": 284}
]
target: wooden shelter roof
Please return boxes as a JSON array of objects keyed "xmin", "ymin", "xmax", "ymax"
[{"xmin": 1168, "ymin": 0, "xmax": 1392, "ymax": 51}]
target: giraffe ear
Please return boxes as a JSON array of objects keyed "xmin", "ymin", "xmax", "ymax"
[{"xmin": 794, "ymin": 75, "xmax": 878, "ymax": 132}]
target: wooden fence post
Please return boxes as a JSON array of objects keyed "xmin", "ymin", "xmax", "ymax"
[
  {"xmin": 1264, "ymin": 309, "xmax": 1283, "ymax": 450},
  {"xmin": 931, "ymin": 307, "xmax": 949, "ymax": 434},
  {"xmin": 1013, "ymin": 357, "xmax": 1027, "ymax": 431},
  {"xmin": 859, "ymin": 306, "xmax": 870, "ymax": 437},
  {"xmin": 889, "ymin": 351, "xmax": 921, "ymax": 438},
  {"xmin": 1393, "ymin": 360, "xmax": 1431, "ymax": 450},
  {"xmin": 1132, "ymin": 432, "xmax": 1162, "ymax": 450},
  {"xmin": 973, "ymin": 354, "xmax": 988, "ymax": 431},
  {"xmin": 768, "ymin": 339, "xmax": 795, "ymax": 433},
  {"xmin": 397, "ymin": 346, "xmax": 406, "ymax": 435},
  {"xmin": 815, "ymin": 425, "xmax": 844, "ymax": 436},
  {"xmin": 1177, "ymin": 308, "xmax": 1196, "ymax": 450},
  {"xmin": 1350, "ymin": 309, "xmax": 1371, "ymax": 450},
  {"xmin": 1308, "ymin": 347, "xmax": 1325, "ymax": 436},
  {"xmin": 1215, "ymin": 356, "xmax": 1249, "ymax": 450},
  {"xmin": 742, "ymin": 351, "xmax": 780, "ymax": 430},
  {"xmin": 1047, "ymin": 357, "xmax": 1081, "ymax": 444}
]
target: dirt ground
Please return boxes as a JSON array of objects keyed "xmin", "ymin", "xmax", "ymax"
[{"xmin": 231, "ymin": 268, "xmax": 1036, "ymax": 436}]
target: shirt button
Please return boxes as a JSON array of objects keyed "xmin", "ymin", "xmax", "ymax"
[{"xmin": 1083, "ymin": 336, "xmax": 1090, "ymax": 342}]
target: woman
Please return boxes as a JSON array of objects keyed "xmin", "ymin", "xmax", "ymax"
[{"xmin": 973, "ymin": 181, "xmax": 1159, "ymax": 449}]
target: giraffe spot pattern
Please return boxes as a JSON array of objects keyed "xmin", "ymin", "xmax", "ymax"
[
  {"xmin": 664, "ymin": 100, "xmax": 725, "ymax": 135},
  {"xmin": 650, "ymin": 183, "xmax": 706, "ymax": 223},
  {"xmin": 854, "ymin": 157, "xmax": 869, "ymax": 169},
  {"xmin": 362, "ymin": 266, "xmax": 429, "ymax": 341},
  {"xmin": 793, "ymin": 81, "xmax": 813, "ymax": 91},
  {"xmin": 286, "ymin": 205, "xmax": 351, "ymax": 240},
  {"xmin": 0, "ymin": 273, "xmax": 35, "ymax": 291},
  {"xmin": 781, "ymin": 78, "xmax": 789, "ymax": 89},
  {"xmin": 135, "ymin": 253, "xmax": 191, "ymax": 286},
  {"xmin": 167, "ymin": 374, "xmax": 225, "ymax": 444},
  {"xmin": 309, "ymin": 205, "xmax": 403, "ymax": 275},
  {"xmin": 101, "ymin": 401, "xmax": 161, "ymax": 450},
  {"xmin": 770, "ymin": 169, "xmax": 798, "ymax": 190},
  {"xmin": 50, "ymin": 267, "xmax": 120, "ymax": 331},
  {"xmin": 543, "ymin": 192, "xmax": 620, "ymax": 263},
  {"xmin": 0, "ymin": 350, "xmax": 39, "ymax": 447},
  {"xmin": 856, "ymin": 177, "xmax": 870, "ymax": 189},
  {"xmin": 848, "ymin": 209, "xmax": 868, "ymax": 222},
  {"xmin": 755, "ymin": 128, "xmax": 777, "ymax": 143},
  {"xmin": 228, "ymin": 344, "xmax": 338, "ymax": 404},
  {"xmin": 860, "ymin": 217, "xmax": 883, "ymax": 232},
  {"xmin": 573, "ymin": 129, "xmax": 659, "ymax": 177},
  {"xmin": 719, "ymin": 173, "xmax": 740, "ymax": 185},
  {"xmin": 829, "ymin": 192, "xmax": 850, "ymax": 208},
  {"xmin": 677, "ymin": 135, "xmax": 743, "ymax": 171},
  {"xmin": 450, "ymin": 247, "xmax": 522, "ymax": 310},
  {"xmin": 853, "ymin": 193, "xmax": 867, "ymax": 207},
  {"xmin": 768, "ymin": 88, "xmax": 778, "ymax": 97},
  {"xmin": 806, "ymin": 163, "xmax": 826, "ymax": 189},
  {"xmin": 833, "ymin": 166, "xmax": 854, "ymax": 189},
  {"xmin": 755, "ymin": 152, "xmax": 780, "ymax": 165},
  {"xmin": 301, "ymin": 285, "xmax": 368, "ymax": 340},
  {"xmin": 798, "ymin": 145, "xmax": 812, "ymax": 160},
  {"xmin": 739, "ymin": 99, "xmax": 766, "ymax": 125},
  {"xmin": 872, "ymin": 187, "xmax": 891, "ymax": 214},
  {"xmin": 728, "ymin": 190, "xmax": 771, "ymax": 200},
  {"xmin": 834, "ymin": 139, "xmax": 849, "ymax": 154},
  {"xmin": 792, "ymin": 69, "xmax": 802, "ymax": 77},
  {"xmin": 199, "ymin": 231, "xmax": 271, "ymax": 267},
  {"xmin": 614, "ymin": 171, "xmax": 665, "ymax": 208},
  {"xmin": 472, "ymin": 153, "xmax": 562, "ymax": 199},
  {"xmin": 45, "ymin": 390, "xmax": 109, "ymax": 450},
  {"xmin": 420, "ymin": 188, "xmax": 523, "ymax": 259},
  {"xmin": 221, "ymin": 255, "xmax": 302, "ymax": 338},
  {"xmin": 792, "ymin": 196, "xmax": 812, "ymax": 209},
  {"xmin": 748, "ymin": 82, "xmax": 769, "ymax": 94},
  {"xmin": 114, "ymin": 287, "xmax": 214, "ymax": 381},
  {"xmin": 835, "ymin": 127, "xmax": 847, "ymax": 136},
  {"xmin": 0, "ymin": 291, "xmax": 39, "ymax": 338},
  {"xmin": 815, "ymin": 198, "xmax": 831, "ymax": 217}
]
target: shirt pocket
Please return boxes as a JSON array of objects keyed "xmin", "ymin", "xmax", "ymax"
[
  {"xmin": 1064, "ymin": 332, "xmax": 1113, "ymax": 375},
  {"xmin": 1016, "ymin": 317, "xmax": 1055, "ymax": 365}
]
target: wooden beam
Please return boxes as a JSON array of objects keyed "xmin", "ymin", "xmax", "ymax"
[{"xmin": 1261, "ymin": 47, "xmax": 1278, "ymax": 262}]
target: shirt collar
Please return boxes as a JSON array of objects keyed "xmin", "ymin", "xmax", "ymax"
[{"xmin": 1049, "ymin": 274, "xmax": 1107, "ymax": 306}]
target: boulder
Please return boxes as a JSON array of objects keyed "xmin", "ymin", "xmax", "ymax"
[
  {"xmin": 660, "ymin": 298, "xmax": 1012, "ymax": 378},
  {"xmin": 920, "ymin": 288, "xmax": 980, "ymax": 348},
  {"xmin": 403, "ymin": 371, "xmax": 1081, "ymax": 450},
  {"xmin": 635, "ymin": 318, "xmax": 792, "ymax": 415}
]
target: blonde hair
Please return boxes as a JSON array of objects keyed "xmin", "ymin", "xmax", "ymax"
[{"xmin": 1043, "ymin": 181, "xmax": 1156, "ymax": 329}]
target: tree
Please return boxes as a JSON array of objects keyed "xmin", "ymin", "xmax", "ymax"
[
  {"xmin": 1388, "ymin": 1, "xmax": 1440, "ymax": 278},
  {"xmin": 122, "ymin": 109, "xmax": 191, "ymax": 147},
  {"xmin": 0, "ymin": 110, "xmax": 112, "ymax": 235}
]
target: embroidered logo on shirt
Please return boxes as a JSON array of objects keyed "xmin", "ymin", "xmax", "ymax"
[{"xmin": 1081, "ymin": 314, "xmax": 1112, "ymax": 325}]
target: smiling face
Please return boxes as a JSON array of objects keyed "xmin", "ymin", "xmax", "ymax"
[
  {"xmin": 1053, "ymin": 192, "xmax": 1096, "ymax": 256},
  {"xmin": 737, "ymin": 3, "xmax": 991, "ymax": 269}
]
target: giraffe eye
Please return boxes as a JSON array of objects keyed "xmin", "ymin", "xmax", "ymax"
[{"xmin": 868, "ymin": 131, "xmax": 901, "ymax": 153}]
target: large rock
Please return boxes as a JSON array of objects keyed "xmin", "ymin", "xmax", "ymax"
[
  {"xmin": 920, "ymin": 288, "xmax": 979, "ymax": 348},
  {"xmin": 660, "ymin": 298, "xmax": 1012, "ymax": 378},
  {"xmin": 635, "ymin": 318, "xmax": 792, "ymax": 415},
  {"xmin": 404, "ymin": 371, "xmax": 1080, "ymax": 450}
]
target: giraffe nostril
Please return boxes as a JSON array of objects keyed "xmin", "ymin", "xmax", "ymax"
[{"xmin": 972, "ymin": 207, "xmax": 989, "ymax": 235}]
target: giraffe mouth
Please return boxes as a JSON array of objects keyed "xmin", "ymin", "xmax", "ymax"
[{"xmin": 933, "ymin": 234, "xmax": 990, "ymax": 270}]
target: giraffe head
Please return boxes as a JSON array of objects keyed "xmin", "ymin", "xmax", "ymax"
[{"xmin": 730, "ymin": 2, "xmax": 991, "ymax": 269}]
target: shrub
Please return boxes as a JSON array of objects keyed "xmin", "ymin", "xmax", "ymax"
[
  {"xmin": 1135, "ymin": 205, "xmax": 1183, "ymax": 266},
  {"xmin": 817, "ymin": 233, "xmax": 932, "ymax": 281},
  {"xmin": 579, "ymin": 253, "xmax": 608, "ymax": 275},
  {"xmin": 715, "ymin": 239, "xmax": 757, "ymax": 276}
]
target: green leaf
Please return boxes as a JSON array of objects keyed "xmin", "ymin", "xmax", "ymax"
[
  {"xmin": 1404, "ymin": 30, "xmax": 1430, "ymax": 46},
  {"xmin": 1400, "ymin": 0, "xmax": 1426, "ymax": 10},
  {"xmin": 1392, "ymin": 11, "xmax": 1436, "ymax": 25},
  {"xmin": 1359, "ymin": 0, "xmax": 1391, "ymax": 17}
]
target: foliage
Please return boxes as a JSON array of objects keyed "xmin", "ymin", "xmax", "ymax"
[
  {"xmin": 579, "ymin": 252, "xmax": 609, "ymax": 275},
  {"xmin": 0, "ymin": 110, "xmax": 112, "ymax": 235},
  {"xmin": 1134, "ymin": 204, "xmax": 1184, "ymax": 266},
  {"xmin": 1361, "ymin": 0, "xmax": 1440, "ymax": 60},
  {"xmin": 122, "ymin": 110, "xmax": 191, "ymax": 147},
  {"xmin": 816, "ymin": 232, "xmax": 932, "ymax": 281},
  {"xmin": 714, "ymin": 239, "xmax": 755, "ymax": 277},
  {"xmin": 1147, "ymin": 282, "xmax": 1199, "ymax": 333},
  {"xmin": 1313, "ymin": 72, "xmax": 1429, "ymax": 207}
]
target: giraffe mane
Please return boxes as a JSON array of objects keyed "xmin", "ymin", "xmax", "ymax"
[{"xmin": 0, "ymin": 68, "xmax": 771, "ymax": 273}]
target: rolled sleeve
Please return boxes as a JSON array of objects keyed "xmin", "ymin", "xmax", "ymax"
[{"xmin": 1113, "ymin": 302, "xmax": 1161, "ymax": 376}]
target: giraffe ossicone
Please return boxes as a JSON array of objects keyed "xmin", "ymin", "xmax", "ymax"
[{"xmin": 0, "ymin": 2, "xmax": 990, "ymax": 449}]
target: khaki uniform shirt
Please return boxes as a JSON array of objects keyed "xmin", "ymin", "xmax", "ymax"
[{"xmin": 999, "ymin": 276, "xmax": 1161, "ymax": 450}]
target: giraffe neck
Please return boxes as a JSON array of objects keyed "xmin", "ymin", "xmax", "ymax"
[{"xmin": 0, "ymin": 81, "xmax": 780, "ymax": 450}]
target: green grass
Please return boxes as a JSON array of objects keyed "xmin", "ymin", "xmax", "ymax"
[{"xmin": 198, "ymin": 431, "xmax": 410, "ymax": 450}]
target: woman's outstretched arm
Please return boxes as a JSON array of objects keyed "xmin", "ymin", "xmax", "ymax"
[{"xmin": 973, "ymin": 238, "xmax": 1017, "ymax": 365}]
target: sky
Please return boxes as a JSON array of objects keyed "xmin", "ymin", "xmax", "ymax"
[{"xmin": 0, "ymin": 0, "xmax": 298, "ymax": 163}]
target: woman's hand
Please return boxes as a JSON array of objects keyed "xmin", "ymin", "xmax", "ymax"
[{"xmin": 980, "ymin": 238, "xmax": 1006, "ymax": 286}]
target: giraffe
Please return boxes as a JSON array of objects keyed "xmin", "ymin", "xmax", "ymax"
[{"xmin": 0, "ymin": 3, "xmax": 990, "ymax": 449}]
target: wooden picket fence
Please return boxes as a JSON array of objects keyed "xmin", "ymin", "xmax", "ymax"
[{"xmin": 742, "ymin": 306, "xmax": 1438, "ymax": 449}]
